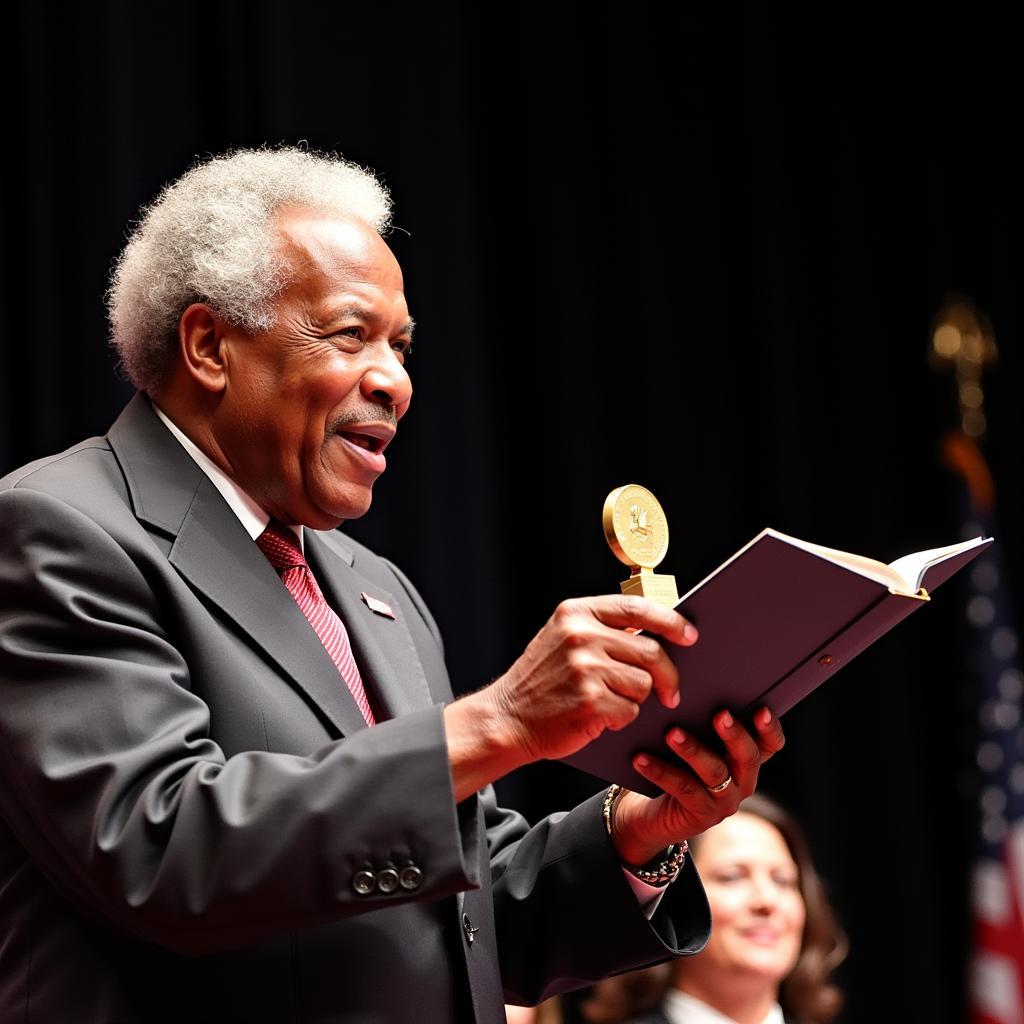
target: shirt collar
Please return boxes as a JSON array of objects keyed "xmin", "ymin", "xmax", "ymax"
[
  {"xmin": 152, "ymin": 404, "xmax": 303, "ymax": 549},
  {"xmin": 663, "ymin": 989, "xmax": 785, "ymax": 1024}
]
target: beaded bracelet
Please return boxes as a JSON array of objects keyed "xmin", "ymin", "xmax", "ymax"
[{"xmin": 602, "ymin": 783, "xmax": 688, "ymax": 887}]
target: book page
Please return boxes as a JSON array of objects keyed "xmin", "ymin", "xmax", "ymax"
[
  {"xmin": 764, "ymin": 530, "xmax": 911, "ymax": 590},
  {"xmin": 672, "ymin": 529, "xmax": 990, "ymax": 611},
  {"xmin": 889, "ymin": 536, "xmax": 989, "ymax": 590}
]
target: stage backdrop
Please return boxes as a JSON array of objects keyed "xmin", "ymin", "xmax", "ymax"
[{"xmin": 3, "ymin": 7, "xmax": 1022, "ymax": 1021}]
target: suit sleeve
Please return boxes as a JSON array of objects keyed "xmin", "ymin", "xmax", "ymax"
[
  {"xmin": 0, "ymin": 486, "xmax": 485, "ymax": 955},
  {"xmin": 484, "ymin": 788, "xmax": 711, "ymax": 1005}
]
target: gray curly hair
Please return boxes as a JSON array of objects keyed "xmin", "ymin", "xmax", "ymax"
[{"xmin": 107, "ymin": 147, "xmax": 393, "ymax": 393}]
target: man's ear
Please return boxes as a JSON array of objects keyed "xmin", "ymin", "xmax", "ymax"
[{"xmin": 178, "ymin": 303, "xmax": 232, "ymax": 393}]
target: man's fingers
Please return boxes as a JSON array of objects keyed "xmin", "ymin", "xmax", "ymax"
[
  {"xmin": 600, "ymin": 631, "xmax": 680, "ymax": 709},
  {"xmin": 664, "ymin": 726, "xmax": 734, "ymax": 793},
  {"xmin": 580, "ymin": 595, "xmax": 698, "ymax": 647},
  {"xmin": 752, "ymin": 706, "xmax": 786, "ymax": 758},
  {"xmin": 615, "ymin": 707, "xmax": 787, "ymax": 860},
  {"xmin": 603, "ymin": 694, "xmax": 643, "ymax": 732},
  {"xmin": 597, "ymin": 661, "xmax": 655, "ymax": 705},
  {"xmin": 566, "ymin": 671, "xmax": 644, "ymax": 733},
  {"xmin": 631, "ymin": 750, "xmax": 729, "ymax": 816},
  {"xmin": 712, "ymin": 710, "xmax": 764, "ymax": 792},
  {"xmin": 663, "ymin": 709, "xmax": 779, "ymax": 799}
]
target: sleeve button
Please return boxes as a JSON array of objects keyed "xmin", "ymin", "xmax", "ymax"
[
  {"xmin": 399, "ymin": 865, "xmax": 423, "ymax": 891},
  {"xmin": 376, "ymin": 867, "xmax": 400, "ymax": 894},
  {"xmin": 352, "ymin": 870, "xmax": 375, "ymax": 896}
]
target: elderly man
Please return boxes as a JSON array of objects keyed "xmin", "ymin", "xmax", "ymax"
[{"xmin": 0, "ymin": 149, "xmax": 783, "ymax": 1023}]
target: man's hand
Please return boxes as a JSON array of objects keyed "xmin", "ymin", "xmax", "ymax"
[
  {"xmin": 485, "ymin": 595, "xmax": 698, "ymax": 761},
  {"xmin": 610, "ymin": 707, "xmax": 786, "ymax": 867},
  {"xmin": 443, "ymin": 595, "xmax": 697, "ymax": 801}
]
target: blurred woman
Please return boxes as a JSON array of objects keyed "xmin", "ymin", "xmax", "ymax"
[
  {"xmin": 506, "ymin": 1001, "xmax": 562, "ymax": 1024},
  {"xmin": 581, "ymin": 794, "xmax": 846, "ymax": 1024}
]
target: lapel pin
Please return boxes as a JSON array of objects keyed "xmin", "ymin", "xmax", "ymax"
[{"xmin": 360, "ymin": 592, "xmax": 396, "ymax": 619}]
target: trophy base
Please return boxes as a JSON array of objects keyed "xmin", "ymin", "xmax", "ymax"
[{"xmin": 620, "ymin": 570, "xmax": 679, "ymax": 608}]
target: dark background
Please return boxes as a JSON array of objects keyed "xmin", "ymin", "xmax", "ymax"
[{"xmin": 3, "ymin": 5, "xmax": 1021, "ymax": 1020}]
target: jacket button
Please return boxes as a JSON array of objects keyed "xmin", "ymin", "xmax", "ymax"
[
  {"xmin": 376, "ymin": 867, "xmax": 400, "ymax": 894},
  {"xmin": 352, "ymin": 870, "xmax": 375, "ymax": 896},
  {"xmin": 462, "ymin": 912, "xmax": 479, "ymax": 946},
  {"xmin": 399, "ymin": 865, "xmax": 423, "ymax": 891}
]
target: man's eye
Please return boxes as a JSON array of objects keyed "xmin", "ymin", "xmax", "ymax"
[
  {"xmin": 392, "ymin": 340, "xmax": 413, "ymax": 357},
  {"xmin": 336, "ymin": 327, "xmax": 362, "ymax": 340}
]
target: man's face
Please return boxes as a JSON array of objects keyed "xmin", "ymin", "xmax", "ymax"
[{"xmin": 215, "ymin": 209, "xmax": 413, "ymax": 529}]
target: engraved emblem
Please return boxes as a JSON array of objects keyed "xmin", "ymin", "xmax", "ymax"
[
  {"xmin": 629, "ymin": 504, "xmax": 651, "ymax": 539},
  {"xmin": 603, "ymin": 484, "xmax": 670, "ymax": 570}
]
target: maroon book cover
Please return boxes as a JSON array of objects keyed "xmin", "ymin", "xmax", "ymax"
[{"xmin": 563, "ymin": 530, "xmax": 991, "ymax": 796}]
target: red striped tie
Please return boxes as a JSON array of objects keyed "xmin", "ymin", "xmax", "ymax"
[{"xmin": 256, "ymin": 524, "xmax": 376, "ymax": 726}]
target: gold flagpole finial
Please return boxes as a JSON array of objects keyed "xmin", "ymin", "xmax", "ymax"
[{"xmin": 929, "ymin": 293, "xmax": 998, "ymax": 439}]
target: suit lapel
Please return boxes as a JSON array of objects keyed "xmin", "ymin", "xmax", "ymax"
[
  {"xmin": 107, "ymin": 394, "xmax": 372, "ymax": 738},
  {"xmin": 306, "ymin": 531, "xmax": 434, "ymax": 719},
  {"xmin": 169, "ymin": 480, "xmax": 372, "ymax": 737}
]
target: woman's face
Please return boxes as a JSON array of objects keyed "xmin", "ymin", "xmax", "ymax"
[{"xmin": 691, "ymin": 812, "xmax": 806, "ymax": 985}]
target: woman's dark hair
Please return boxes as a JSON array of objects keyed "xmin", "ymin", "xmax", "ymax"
[{"xmin": 705, "ymin": 793, "xmax": 848, "ymax": 1024}]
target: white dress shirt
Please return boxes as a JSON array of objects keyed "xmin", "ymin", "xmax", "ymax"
[
  {"xmin": 154, "ymin": 406, "xmax": 303, "ymax": 547},
  {"xmin": 662, "ymin": 989, "xmax": 785, "ymax": 1024}
]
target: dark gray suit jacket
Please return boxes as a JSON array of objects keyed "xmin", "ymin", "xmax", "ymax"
[{"xmin": 0, "ymin": 395, "xmax": 711, "ymax": 1023}]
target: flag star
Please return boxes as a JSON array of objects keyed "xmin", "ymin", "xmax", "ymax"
[
  {"xmin": 982, "ymin": 815, "xmax": 1009, "ymax": 844},
  {"xmin": 983, "ymin": 787, "xmax": 1009, "ymax": 816},
  {"xmin": 972, "ymin": 560, "xmax": 1000, "ymax": 591},
  {"xmin": 995, "ymin": 704, "xmax": 1021, "ymax": 730},
  {"xmin": 979, "ymin": 741, "xmax": 1005, "ymax": 772},
  {"xmin": 992, "ymin": 628, "xmax": 1019, "ymax": 660},
  {"xmin": 1000, "ymin": 670, "xmax": 1024, "ymax": 701}
]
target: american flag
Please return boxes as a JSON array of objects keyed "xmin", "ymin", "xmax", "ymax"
[{"xmin": 968, "ymin": 512, "xmax": 1024, "ymax": 1024}]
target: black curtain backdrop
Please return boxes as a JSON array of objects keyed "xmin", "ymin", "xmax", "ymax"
[{"xmin": 3, "ymin": 6, "xmax": 1022, "ymax": 1021}]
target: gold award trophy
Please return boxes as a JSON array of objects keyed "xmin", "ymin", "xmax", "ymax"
[{"xmin": 602, "ymin": 484, "xmax": 679, "ymax": 608}]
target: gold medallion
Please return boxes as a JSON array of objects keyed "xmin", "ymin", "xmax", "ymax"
[
  {"xmin": 603, "ymin": 484, "xmax": 670, "ymax": 570},
  {"xmin": 603, "ymin": 485, "xmax": 679, "ymax": 607}
]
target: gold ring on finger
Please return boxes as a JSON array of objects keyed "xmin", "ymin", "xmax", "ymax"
[{"xmin": 708, "ymin": 774, "xmax": 733, "ymax": 795}]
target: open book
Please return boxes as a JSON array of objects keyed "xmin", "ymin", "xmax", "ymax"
[{"xmin": 563, "ymin": 528, "xmax": 991, "ymax": 796}]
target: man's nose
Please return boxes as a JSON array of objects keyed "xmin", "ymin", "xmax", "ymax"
[{"xmin": 362, "ymin": 345, "xmax": 413, "ymax": 413}]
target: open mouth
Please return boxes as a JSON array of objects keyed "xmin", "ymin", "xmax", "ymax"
[{"xmin": 337, "ymin": 430, "xmax": 386, "ymax": 454}]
